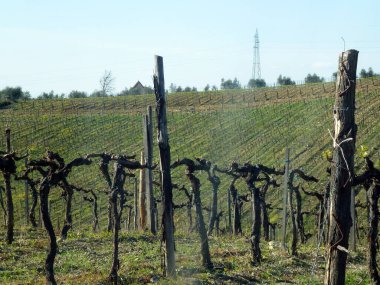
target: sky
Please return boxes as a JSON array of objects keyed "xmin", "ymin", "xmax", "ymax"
[{"xmin": 0, "ymin": 0, "xmax": 379, "ymax": 97}]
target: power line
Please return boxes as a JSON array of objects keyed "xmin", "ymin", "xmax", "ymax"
[{"xmin": 252, "ymin": 29, "xmax": 261, "ymax": 80}]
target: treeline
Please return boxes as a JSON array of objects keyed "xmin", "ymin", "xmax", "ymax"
[
  {"xmin": 0, "ymin": 87, "xmax": 31, "ymax": 101},
  {"xmin": 0, "ymin": 67, "xmax": 378, "ymax": 101}
]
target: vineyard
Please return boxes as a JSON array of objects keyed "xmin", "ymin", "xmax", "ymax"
[{"xmin": 0, "ymin": 59, "xmax": 380, "ymax": 285}]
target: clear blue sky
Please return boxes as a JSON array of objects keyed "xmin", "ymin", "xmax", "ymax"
[{"xmin": 1, "ymin": 0, "xmax": 379, "ymax": 96}]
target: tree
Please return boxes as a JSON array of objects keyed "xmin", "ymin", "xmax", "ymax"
[
  {"xmin": 221, "ymin": 78, "xmax": 241, "ymax": 89},
  {"xmin": 169, "ymin": 83, "xmax": 177, "ymax": 93},
  {"xmin": 211, "ymin": 85, "xmax": 218, "ymax": 91},
  {"xmin": 204, "ymin": 84, "xmax": 210, "ymax": 92},
  {"xmin": 38, "ymin": 91, "xmax": 63, "ymax": 100},
  {"xmin": 89, "ymin": 90, "xmax": 104, "ymax": 97},
  {"xmin": 99, "ymin": 70, "xmax": 114, "ymax": 96},
  {"xmin": 305, "ymin": 73, "xmax": 325, "ymax": 83},
  {"xmin": 248, "ymin": 78, "xmax": 266, "ymax": 88},
  {"xmin": 0, "ymin": 87, "xmax": 27, "ymax": 101},
  {"xmin": 68, "ymin": 90, "xmax": 87, "ymax": 98},
  {"xmin": 176, "ymin": 86, "xmax": 183, "ymax": 93},
  {"xmin": 277, "ymin": 75, "xmax": 295, "ymax": 86},
  {"xmin": 360, "ymin": 67, "xmax": 377, "ymax": 78},
  {"xmin": 184, "ymin": 86, "xmax": 192, "ymax": 92}
]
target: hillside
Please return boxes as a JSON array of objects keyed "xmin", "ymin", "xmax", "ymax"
[
  {"xmin": 1, "ymin": 77, "xmax": 379, "ymax": 228},
  {"xmin": 0, "ymin": 76, "xmax": 380, "ymax": 284}
]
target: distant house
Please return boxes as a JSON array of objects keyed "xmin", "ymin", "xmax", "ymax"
[
  {"xmin": 131, "ymin": 81, "xmax": 145, "ymax": 94},
  {"xmin": 119, "ymin": 81, "xmax": 154, "ymax": 96},
  {"xmin": 126, "ymin": 81, "xmax": 153, "ymax": 95}
]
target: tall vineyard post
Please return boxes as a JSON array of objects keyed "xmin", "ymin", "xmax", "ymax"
[
  {"xmin": 139, "ymin": 152, "xmax": 147, "ymax": 230},
  {"xmin": 282, "ymin": 148, "xmax": 290, "ymax": 249},
  {"xmin": 5, "ymin": 128, "xmax": 14, "ymax": 244},
  {"xmin": 324, "ymin": 49, "xmax": 358, "ymax": 285},
  {"xmin": 143, "ymin": 105, "xmax": 156, "ymax": 235},
  {"xmin": 154, "ymin": 55, "xmax": 176, "ymax": 277},
  {"xmin": 24, "ymin": 159, "xmax": 29, "ymax": 225},
  {"xmin": 350, "ymin": 186, "xmax": 356, "ymax": 251},
  {"xmin": 134, "ymin": 177, "xmax": 138, "ymax": 231}
]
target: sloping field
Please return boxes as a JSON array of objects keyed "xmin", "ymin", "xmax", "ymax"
[
  {"xmin": 0, "ymin": 77, "xmax": 379, "ymax": 284},
  {"xmin": 0, "ymin": 77, "xmax": 379, "ymax": 232}
]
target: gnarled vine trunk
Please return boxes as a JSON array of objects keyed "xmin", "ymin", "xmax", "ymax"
[
  {"xmin": 40, "ymin": 180, "xmax": 57, "ymax": 285},
  {"xmin": 250, "ymin": 186, "xmax": 262, "ymax": 264},
  {"xmin": 207, "ymin": 167, "xmax": 220, "ymax": 236},
  {"xmin": 294, "ymin": 186, "xmax": 306, "ymax": 243},
  {"xmin": 60, "ymin": 180, "xmax": 73, "ymax": 240},
  {"xmin": 4, "ymin": 172, "xmax": 13, "ymax": 244},
  {"xmin": 190, "ymin": 172, "xmax": 213, "ymax": 269},
  {"xmin": 367, "ymin": 184, "xmax": 380, "ymax": 285}
]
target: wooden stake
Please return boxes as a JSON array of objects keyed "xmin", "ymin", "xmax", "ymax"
[
  {"xmin": 143, "ymin": 106, "xmax": 156, "ymax": 234},
  {"xmin": 281, "ymin": 148, "xmax": 290, "ymax": 249},
  {"xmin": 139, "ymin": 152, "xmax": 147, "ymax": 230},
  {"xmin": 5, "ymin": 128, "xmax": 14, "ymax": 244},
  {"xmin": 153, "ymin": 55, "xmax": 176, "ymax": 277},
  {"xmin": 324, "ymin": 49, "xmax": 358, "ymax": 285}
]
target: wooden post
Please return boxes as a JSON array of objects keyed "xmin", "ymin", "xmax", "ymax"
[
  {"xmin": 139, "ymin": 152, "xmax": 147, "ymax": 230},
  {"xmin": 227, "ymin": 186, "xmax": 232, "ymax": 234},
  {"xmin": 5, "ymin": 128, "xmax": 14, "ymax": 244},
  {"xmin": 143, "ymin": 106, "xmax": 156, "ymax": 235},
  {"xmin": 281, "ymin": 148, "xmax": 290, "ymax": 249},
  {"xmin": 350, "ymin": 186, "xmax": 356, "ymax": 251},
  {"xmin": 25, "ymin": 159, "xmax": 29, "ymax": 225},
  {"xmin": 133, "ymin": 177, "xmax": 138, "ymax": 231},
  {"xmin": 324, "ymin": 49, "xmax": 358, "ymax": 285},
  {"xmin": 153, "ymin": 55, "xmax": 176, "ymax": 277}
]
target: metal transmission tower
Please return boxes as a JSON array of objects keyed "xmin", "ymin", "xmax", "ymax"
[{"xmin": 252, "ymin": 29, "xmax": 261, "ymax": 80}]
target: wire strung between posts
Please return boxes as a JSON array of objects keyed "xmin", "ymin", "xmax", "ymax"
[{"xmin": 328, "ymin": 129, "xmax": 353, "ymax": 187}]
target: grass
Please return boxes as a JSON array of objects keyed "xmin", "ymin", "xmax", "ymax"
[{"xmin": 0, "ymin": 227, "xmax": 371, "ymax": 284}]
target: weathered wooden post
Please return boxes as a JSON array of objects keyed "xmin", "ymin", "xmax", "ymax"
[
  {"xmin": 281, "ymin": 148, "xmax": 290, "ymax": 249},
  {"xmin": 227, "ymin": 186, "xmax": 232, "ymax": 234},
  {"xmin": 25, "ymin": 159, "xmax": 29, "ymax": 225},
  {"xmin": 153, "ymin": 55, "xmax": 176, "ymax": 277},
  {"xmin": 324, "ymin": 49, "xmax": 358, "ymax": 285},
  {"xmin": 5, "ymin": 128, "xmax": 14, "ymax": 244},
  {"xmin": 350, "ymin": 186, "xmax": 356, "ymax": 251},
  {"xmin": 139, "ymin": 152, "xmax": 147, "ymax": 230},
  {"xmin": 133, "ymin": 177, "xmax": 138, "ymax": 231},
  {"xmin": 143, "ymin": 106, "xmax": 156, "ymax": 235}
]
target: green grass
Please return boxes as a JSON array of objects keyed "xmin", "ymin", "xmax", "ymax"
[{"xmin": 0, "ymin": 228, "xmax": 371, "ymax": 284}]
